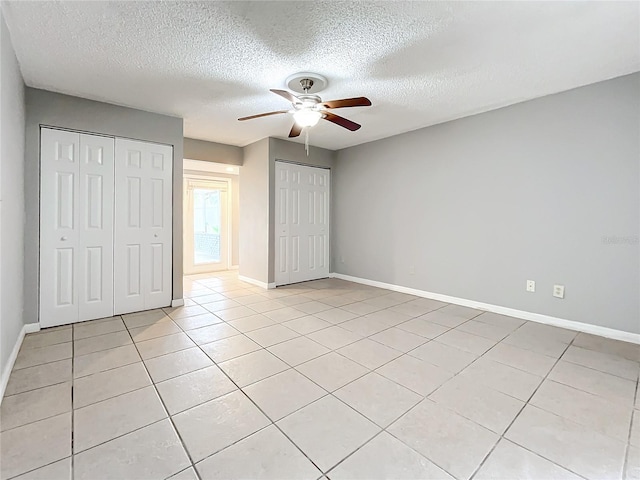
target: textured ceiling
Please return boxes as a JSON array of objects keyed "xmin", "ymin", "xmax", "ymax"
[{"xmin": 3, "ymin": 1, "xmax": 639, "ymax": 150}]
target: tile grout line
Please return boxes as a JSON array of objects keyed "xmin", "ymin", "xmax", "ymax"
[
  {"xmin": 623, "ymin": 376, "xmax": 639, "ymax": 480},
  {"xmin": 120, "ymin": 322, "xmax": 204, "ymax": 480}
]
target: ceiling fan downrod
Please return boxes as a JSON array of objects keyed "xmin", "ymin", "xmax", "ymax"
[{"xmin": 300, "ymin": 78, "xmax": 314, "ymax": 93}]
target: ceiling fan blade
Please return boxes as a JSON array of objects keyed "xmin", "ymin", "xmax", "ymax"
[
  {"xmin": 322, "ymin": 111, "xmax": 361, "ymax": 131},
  {"xmin": 238, "ymin": 110, "xmax": 289, "ymax": 121},
  {"xmin": 270, "ymin": 89, "xmax": 299, "ymax": 104},
  {"xmin": 319, "ymin": 97, "xmax": 372, "ymax": 109},
  {"xmin": 289, "ymin": 122, "xmax": 302, "ymax": 138}
]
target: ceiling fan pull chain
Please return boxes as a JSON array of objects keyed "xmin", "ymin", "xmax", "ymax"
[{"xmin": 305, "ymin": 128, "xmax": 310, "ymax": 156}]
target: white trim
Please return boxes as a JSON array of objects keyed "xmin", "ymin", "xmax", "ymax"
[
  {"xmin": 171, "ymin": 299, "xmax": 185, "ymax": 307},
  {"xmin": 238, "ymin": 275, "xmax": 276, "ymax": 290},
  {"xmin": 331, "ymin": 273, "xmax": 640, "ymax": 345},
  {"xmin": 1, "ymin": 323, "xmax": 41, "ymax": 404}
]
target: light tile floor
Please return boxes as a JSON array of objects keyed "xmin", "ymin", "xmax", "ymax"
[{"xmin": 1, "ymin": 272, "xmax": 639, "ymax": 480}]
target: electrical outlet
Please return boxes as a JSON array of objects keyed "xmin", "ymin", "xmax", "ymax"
[
  {"xmin": 526, "ymin": 280, "xmax": 535, "ymax": 292},
  {"xmin": 553, "ymin": 284, "xmax": 565, "ymax": 299}
]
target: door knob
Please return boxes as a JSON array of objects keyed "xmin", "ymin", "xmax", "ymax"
[
  {"xmin": 154, "ymin": 233, "xmax": 159, "ymax": 238},
  {"xmin": 60, "ymin": 236, "xmax": 67, "ymax": 241}
]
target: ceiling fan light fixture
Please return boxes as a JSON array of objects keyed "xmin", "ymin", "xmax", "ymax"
[{"xmin": 293, "ymin": 109, "xmax": 322, "ymax": 128}]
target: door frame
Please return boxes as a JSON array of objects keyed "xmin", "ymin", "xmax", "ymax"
[{"xmin": 183, "ymin": 174, "xmax": 232, "ymax": 274}]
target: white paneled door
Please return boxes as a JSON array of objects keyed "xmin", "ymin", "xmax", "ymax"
[
  {"xmin": 275, "ymin": 161, "xmax": 330, "ymax": 286},
  {"xmin": 40, "ymin": 129, "xmax": 115, "ymax": 327},
  {"xmin": 114, "ymin": 139, "xmax": 173, "ymax": 314}
]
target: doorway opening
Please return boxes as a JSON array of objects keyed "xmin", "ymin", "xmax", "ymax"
[{"xmin": 183, "ymin": 159, "xmax": 239, "ymax": 275}]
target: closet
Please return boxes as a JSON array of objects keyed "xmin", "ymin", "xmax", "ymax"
[{"xmin": 39, "ymin": 127, "xmax": 173, "ymax": 327}]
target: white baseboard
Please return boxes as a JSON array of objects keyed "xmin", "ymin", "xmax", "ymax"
[
  {"xmin": 171, "ymin": 299, "xmax": 185, "ymax": 307},
  {"xmin": 331, "ymin": 273, "xmax": 640, "ymax": 345},
  {"xmin": 238, "ymin": 275, "xmax": 276, "ymax": 290},
  {"xmin": 1, "ymin": 323, "xmax": 41, "ymax": 404}
]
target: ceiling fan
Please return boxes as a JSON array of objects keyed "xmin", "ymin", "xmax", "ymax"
[{"xmin": 238, "ymin": 73, "xmax": 371, "ymax": 138}]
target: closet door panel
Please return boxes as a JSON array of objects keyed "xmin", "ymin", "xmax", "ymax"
[
  {"xmin": 78, "ymin": 134, "xmax": 114, "ymax": 321},
  {"xmin": 114, "ymin": 139, "xmax": 173, "ymax": 314},
  {"xmin": 40, "ymin": 128, "xmax": 81, "ymax": 327}
]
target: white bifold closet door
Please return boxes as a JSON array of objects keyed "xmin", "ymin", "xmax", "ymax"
[
  {"xmin": 114, "ymin": 138, "xmax": 173, "ymax": 314},
  {"xmin": 275, "ymin": 161, "xmax": 330, "ymax": 286},
  {"xmin": 40, "ymin": 128, "xmax": 115, "ymax": 327}
]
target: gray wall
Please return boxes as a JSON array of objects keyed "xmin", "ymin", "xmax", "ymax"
[
  {"xmin": 268, "ymin": 138, "xmax": 336, "ymax": 283},
  {"xmin": 24, "ymin": 88, "xmax": 184, "ymax": 324},
  {"xmin": 1, "ymin": 12, "xmax": 26, "ymax": 375},
  {"xmin": 184, "ymin": 137, "xmax": 242, "ymax": 166},
  {"xmin": 333, "ymin": 73, "xmax": 640, "ymax": 334},
  {"xmin": 239, "ymin": 138, "xmax": 270, "ymax": 283}
]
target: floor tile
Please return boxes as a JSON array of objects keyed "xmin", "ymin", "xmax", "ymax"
[
  {"xmin": 337, "ymin": 338, "xmax": 402, "ymax": 369},
  {"xmin": 122, "ymin": 309, "xmax": 169, "ymax": 329},
  {"xmin": 408, "ymin": 340, "xmax": 478, "ymax": 373},
  {"xmin": 226, "ymin": 313, "xmax": 275, "ymax": 332},
  {"xmin": 165, "ymin": 305, "xmax": 208, "ymax": 319},
  {"xmin": 10, "ymin": 458, "xmax": 71, "ymax": 480},
  {"xmin": 395, "ymin": 318, "xmax": 449, "ymax": 339},
  {"xmin": 74, "ymin": 317, "xmax": 126, "ymax": 340},
  {"xmin": 388, "ymin": 399, "xmax": 498, "ymax": 480},
  {"xmin": 135, "ymin": 332, "xmax": 196, "ymax": 360},
  {"xmin": 376, "ymin": 355, "xmax": 452, "ymax": 396},
  {"xmin": 296, "ymin": 352, "xmax": 368, "ymax": 392},
  {"xmin": 505, "ymin": 405, "xmax": 626, "ymax": 479},
  {"xmin": 548, "ymin": 360, "xmax": 636, "ymax": 406},
  {"xmin": 217, "ymin": 306, "xmax": 263, "ymax": 321},
  {"xmin": 184, "ymin": 323, "xmax": 240, "ymax": 345},
  {"xmin": 363, "ymin": 294, "xmax": 406, "ymax": 309},
  {"xmin": 313, "ymin": 308, "xmax": 360, "ymax": 324},
  {"xmin": 474, "ymin": 439, "xmax": 581, "ymax": 480},
  {"xmin": 290, "ymin": 300, "xmax": 333, "ymax": 315},
  {"xmin": 573, "ymin": 332, "xmax": 640, "ymax": 361},
  {"xmin": 245, "ymin": 324, "xmax": 299, "ymax": 347},
  {"xmin": 191, "ymin": 293, "xmax": 226, "ymax": 304},
  {"xmin": 200, "ymin": 334, "xmax": 262, "ymax": 363},
  {"xmin": 218, "ymin": 349, "xmax": 289, "ymax": 386},
  {"xmin": 196, "ymin": 425, "xmax": 321, "ymax": 480},
  {"xmin": 418, "ymin": 310, "xmax": 469, "ymax": 328},
  {"xmin": 438, "ymin": 304, "xmax": 483, "ymax": 320},
  {"xmin": 483, "ymin": 342, "xmax": 557, "ymax": 376},
  {"xmin": 172, "ymin": 390, "xmax": 270, "ymax": 462},
  {"xmin": 156, "ymin": 365, "xmax": 236, "ymax": 414},
  {"xmin": 307, "ymin": 326, "xmax": 362, "ymax": 350},
  {"xmin": 562, "ymin": 345, "xmax": 640, "ymax": 380},
  {"xmin": 340, "ymin": 316, "xmax": 389, "ymax": 337},
  {"xmin": 201, "ymin": 299, "xmax": 241, "ymax": 312},
  {"xmin": 268, "ymin": 336, "xmax": 330, "ymax": 366},
  {"xmin": 73, "ymin": 362, "xmax": 151, "ymax": 409},
  {"xmin": 74, "ymin": 419, "xmax": 190, "ymax": 480},
  {"xmin": 5, "ymin": 359, "xmax": 72, "ymax": 395},
  {"xmin": 457, "ymin": 357, "xmax": 543, "ymax": 401},
  {"xmin": 263, "ymin": 307, "xmax": 307, "ymax": 323},
  {"xmin": 435, "ymin": 329, "xmax": 497, "ymax": 355},
  {"xmin": 530, "ymin": 379, "xmax": 632, "ymax": 441},
  {"xmin": 243, "ymin": 369, "xmax": 326, "ymax": 421},
  {"xmin": 502, "ymin": 329, "xmax": 569, "ymax": 358},
  {"xmin": 1, "ymin": 382, "xmax": 71, "ymax": 432},
  {"xmin": 0, "ymin": 413, "xmax": 71, "ymax": 480},
  {"xmin": 340, "ymin": 302, "xmax": 382, "ymax": 316},
  {"xmin": 455, "ymin": 319, "xmax": 513, "ymax": 341},
  {"xmin": 283, "ymin": 315, "xmax": 332, "ymax": 334},
  {"xmin": 168, "ymin": 467, "xmax": 199, "ymax": 480},
  {"xmin": 429, "ymin": 375, "xmax": 524, "ymax": 434},
  {"xmin": 318, "ymin": 295, "xmax": 356, "ymax": 307},
  {"xmin": 329, "ymin": 431, "xmax": 454, "ymax": 480},
  {"xmin": 173, "ymin": 313, "xmax": 222, "ymax": 331},
  {"xmin": 516, "ymin": 322, "xmax": 578, "ymax": 345},
  {"xmin": 277, "ymin": 395, "xmax": 380, "ymax": 473},
  {"xmin": 73, "ymin": 345, "xmax": 140, "ymax": 378},
  {"xmin": 21, "ymin": 329, "xmax": 72, "ymax": 350},
  {"xmin": 388, "ymin": 301, "xmax": 444, "ymax": 318},
  {"xmin": 334, "ymin": 372, "xmax": 421, "ymax": 427},
  {"xmin": 144, "ymin": 347, "xmax": 213, "ymax": 383},
  {"xmin": 13, "ymin": 342, "xmax": 72, "ymax": 370},
  {"xmin": 73, "ymin": 386, "xmax": 166, "ymax": 452},
  {"xmin": 473, "ymin": 312, "xmax": 526, "ymax": 330},
  {"xmin": 73, "ymin": 330, "xmax": 132, "ymax": 357},
  {"xmin": 128, "ymin": 319, "xmax": 182, "ymax": 342},
  {"xmin": 232, "ymin": 293, "xmax": 271, "ymax": 306},
  {"xmin": 369, "ymin": 328, "xmax": 427, "ymax": 352}
]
